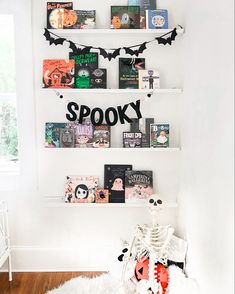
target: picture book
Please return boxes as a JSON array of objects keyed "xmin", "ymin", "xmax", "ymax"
[
  {"xmin": 75, "ymin": 119, "xmax": 94, "ymax": 148},
  {"xmin": 111, "ymin": 6, "xmax": 140, "ymax": 29},
  {"xmin": 90, "ymin": 69, "xmax": 107, "ymax": 89},
  {"xmin": 93, "ymin": 125, "xmax": 110, "ymax": 148},
  {"xmin": 47, "ymin": 2, "xmax": 73, "ymax": 29},
  {"xmin": 74, "ymin": 10, "xmax": 96, "ymax": 29},
  {"xmin": 130, "ymin": 118, "xmax": 154, "ymax": 148},
  {"xmin": 119, "ymin": 58, "xmax": 145, "ymax": 89},
  {"xmin": 95, "ymin": 189, "xmax": 109, "ymax": 203},
  {"xmin": 146, "ymin": 9, "xmax": 168, "ymax": 29},
  {"xmin": 69, "ymin": 53, "xmax": 99, "ymax": 88},
  {"xmin": 128, "ymin": 0, "xmax": 157, "ymax": 29},
  {"xmin": 45, "ymin": 123, "xmax": 67, "ymax": 148},
  {"xmin": 65, "ymin": 176, "xmax": 99, "ymax": 203},
  {"xmin": 62, "ymin": 10, "xmax": 78, "ymax": 29},
  {"xmin": 150, "ymin": 123, "xmax": 170, "ymax": 148},
  {"xmin": 139, "ymin": 69, "xmax": 160, "ymax": 89},
  {"xmin": 104, "ymin": 165, "xmax": 132, "ymax": 203},
  {"xmin": 125, "ymin": 170, "xmax": 153, "ymax": 202},
  {"xmin": 60, "ymin": 128, "xmax": 75, "ymax": 148},
  {"xmin": 123, "ymin": 132, "xmax": 142, "ymax": 148},
  {"xmin": 42, "ymin": 60, "xmax": 75, "ymax": 88}
]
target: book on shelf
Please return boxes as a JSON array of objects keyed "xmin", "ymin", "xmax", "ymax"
[
  {"xmin": 123, "ymin": 132, "xmax": 142, "ymax": 148},
  {"xmin": 45, "ymin": 123, "xmax": 68, "ymax": 148},
  {"xmin": 130, "ymin": 118, "xmax": 154, "ymax": 148},
  {"xmin": 90, "ymin": 69, "xmax": 107, "ymax": 89},
  {"xmin": 64, "ymin": 10, "xmax": 96, "ymax": 29},
  {"xmin": 125, "ymin": 170, "xmax": 153, "ymax": 202},
  {"xmin": 42, "ymin": 60, "xmax": 75, "ymax": 88},
  {"xmin": 95, "ymin": 189, "xmax": 109, "ymax": 203},
  {"xmin": 150, "ymin": 123, "xmax": 170, "ymax": 148},
  {"xmin": 60, "ymin": 128, "xmax": 75, "ymax": 148},
  {"xmin": 69, "ymin": 53, "xmax": 99, "ymax": 88},
  {"xmin": 64, "ymin": 176, "xmax": 99, "ymax": 203},
  {"xmin": 47, "ymin": 2, "xmax": 73, "ymax": 29},
  {"xmin": 104, "ymin": 164, "xmax": 132, "ymax": 203},
  {"xmin": 75, "ymin": 119, "xmax": 94, "ymax": 148},
  {"xmin": 146, "ymin": 9, "xmax": 168, "ymax": 29},
  {"xmin": 119, "ymin": 58, "xmax": 145, "ymax": 89},
  {"xmin": 139, "ymin": 69, "xmax": 160, "ymax": 89},
  {"xmin": 128, "ymin": 0, "xmax": 157, "ymax": 29},
  {"xmin": 111, "ymin": 6, "xmax": 140, "ymax": 29},
  {"xmin": 93, "ymin": 125, "xmax": 111, "ymax": 148}
]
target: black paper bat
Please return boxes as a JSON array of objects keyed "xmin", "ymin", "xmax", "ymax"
[
  {"xmin": 43, "ymin": 29, "xmax": 66, "ymax": 46},
  {"xmin": 156, "ymin": 28, "xmax": 178, "ymax": 46},
  {"xmin": 99, "ymin": 48, "xmax": 121, "ymax": 61},
  {"xmin": 69, "ymin": 41, "xmax": 92, "ymax": 55},
  {"xmin": 124, "ymin": 42, "xmax": 147, "ymax": 57}
]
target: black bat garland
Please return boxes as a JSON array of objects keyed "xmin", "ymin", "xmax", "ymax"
[{"xmin": 44, "ymin": 27, "xmax": 182, "ymax": 60}]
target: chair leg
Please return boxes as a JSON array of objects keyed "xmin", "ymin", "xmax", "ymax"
[{"xmin": 8, "ymin": 254, "xmax": 12, "ymax": 281}]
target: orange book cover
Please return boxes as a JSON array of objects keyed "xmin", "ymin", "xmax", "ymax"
[{"xmin": 43, "ymin": 59, "xmax": 75, "ymax": 88}]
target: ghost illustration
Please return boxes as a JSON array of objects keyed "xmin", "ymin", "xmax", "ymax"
[{"xmin": 111, "ymin": 178, "xmax": 124, "ymax": 191}]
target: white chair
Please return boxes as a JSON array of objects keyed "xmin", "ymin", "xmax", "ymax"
[{"xmin": 0, "ymin": 201, "xmax": 12, "ymax": 281}]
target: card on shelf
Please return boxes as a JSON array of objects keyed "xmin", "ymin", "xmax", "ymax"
[{"xmin": 139, "ymin": 69, "xmax": 160, "ymax": 89}]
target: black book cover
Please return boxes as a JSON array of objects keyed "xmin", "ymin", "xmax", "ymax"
[
  {"xmin": 123, "ymin": 132, "xmax": 142, "ymax": 148},
  {"xmin": 90, "ymin": 69, "xmax": 107, "ymax": 89},
  {"xmin": 130, "ymin": 118, "xmax": 154, "ymax": 148},
  {"xmin": 47, "ymin": 2, "xmax": 73, "ymax": 29},
  {"xmin": 119, "ymin": 58, "xmax": 145, "ymax": 89},
  {"xmin": 104, "ymin": 164, "xmax": 132, "ymax": 203}
]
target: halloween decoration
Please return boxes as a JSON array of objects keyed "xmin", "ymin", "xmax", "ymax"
[{"xmin": 43, "ymin": 26, "xmax": 182, "ymax": 60}]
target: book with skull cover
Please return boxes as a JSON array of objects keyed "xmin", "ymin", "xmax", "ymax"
[
  {"xmin": 75, "ymin": 119, "xmax": 94, "ymax": 148},
  {"xmin": 42, "ymin": 60, "xmax": 75, "ymax": 88},
  {"xmin": 130, "ymin": 118, "xmax": 154, "ymax": 148},
  {"xmin": 69, "ymin": 53, "xmax": 99, "ymax": 88},
  {"xmin": 150, "ymin": 123, "xmax": 170, "ymax": 148},
  {"xmin": 119, "ymin": 58, "xmax": 145, "ymax": 89},
  {"xmin": 128, "ymin": 0, "xmax": 157, "ymax": 29},
  {"xmin": 123, "ymin": 132, "xmax": 142, "ymax": 148},
  {"xmin": 90, "ymin": 69, "xmax": 107, "ymax": 89},
  {"xmin": 45, "ymin": 123, "xmax": 67, "ymax": 148},
  {"xmin": 47, "ymin": 2, "xmax": 73, "ymax": 29},
  {"xmin": 111, "ymin": 6, "xmax": 140, "ymax": 29},
  {"xmin": 125, "ymin": 170, "xmax": 153, "ymax": 202},
  {"xmin": 64, "ymin": 176, "xmax": 99, "ymax": 203},
  {"xmin": 93, "ymin": 125, "xmax": 110, "ymax": 148},
  {"xmin": 104, "ymin": 164, "xmax": 132, "ymax": 203},
  {"xmin": 60, "ymin": 128, "xmax": 75, "ymax": 148}
]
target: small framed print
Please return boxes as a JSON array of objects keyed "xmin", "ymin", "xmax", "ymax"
[{"xmin": 95, "ymin": 189, "xmax": 109, "ymax": 203}]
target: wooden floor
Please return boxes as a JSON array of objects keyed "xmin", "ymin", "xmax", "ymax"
[{"xmin": 0, "ymin": 272, "xmax": 103, "ymax": 294}]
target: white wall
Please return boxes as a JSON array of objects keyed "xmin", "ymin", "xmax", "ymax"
[{"xmin": 178, "ymin": 0, "xmax": 234, "ymax": 293}]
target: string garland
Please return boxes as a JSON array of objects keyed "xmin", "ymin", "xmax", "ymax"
[{"xmin": 44, "ymin": 25, "xmax": 182, "ymax": 60}]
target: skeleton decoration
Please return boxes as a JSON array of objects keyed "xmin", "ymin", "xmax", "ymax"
[{"xmin": 120, "ymin": 195, "xmax": 186, "ymax": 294}]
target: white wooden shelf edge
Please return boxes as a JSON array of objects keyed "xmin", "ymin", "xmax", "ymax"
[
  {"xmin": 44, "ymin": 147, "xmax": 181, "ymax": 152},
  {"xmin": 42, "ymin": 88, "xmax": 183, "ymax": 94},
  {"xmin": 44, "ymin": 199, "xmax": 178, "ymax": 208},
  {"xmin": 46, "ymin": 28, "xmax": 184, "ymax": 35}
]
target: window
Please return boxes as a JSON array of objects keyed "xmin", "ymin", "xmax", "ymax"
[{"xmin": 0, "ymin": 15, "xmax": 19, "ymax": 172}]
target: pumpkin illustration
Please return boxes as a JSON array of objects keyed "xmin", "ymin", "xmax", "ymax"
[{"xmin": 112, "ymin": 16, "xmax": 121, "ymax": 29}]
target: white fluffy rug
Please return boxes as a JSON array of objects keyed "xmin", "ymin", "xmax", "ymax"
[{"xmin": 46, "ymin": 266, "xmax": 199, "ymax": 294}]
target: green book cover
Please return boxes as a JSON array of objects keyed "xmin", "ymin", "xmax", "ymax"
[{"xmin": 69, "ymin": 53, "xmax": 98, "ymax": 88}]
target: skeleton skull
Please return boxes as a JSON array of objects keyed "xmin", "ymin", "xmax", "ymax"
[{"xmin": 148, "ymin": 194, "xmax": 163, "ymax": 216}]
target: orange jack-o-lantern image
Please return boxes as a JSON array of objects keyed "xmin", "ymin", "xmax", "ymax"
[
  {"xmin": 112, "ymin": 16, "xmax": 121, "ymax": 29},
  {"xmin": 135, "ymin": 259, "xmax": 169, "ymax": 294}
]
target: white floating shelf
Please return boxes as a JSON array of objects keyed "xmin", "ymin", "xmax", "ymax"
[
  {"xmin": 44, "ymin": 147, "xmax": 181, "ymax": 152},
  {"xmin": 42, "ymin": 88, "xmax": 182, "ymax": 94},
  {"xmin": 47, "ymin": 28, "xmax": 184, "ymax": 36},
  {"xmin": 44, "ymin": 198, "xmax": 178, "ymax": 208}
]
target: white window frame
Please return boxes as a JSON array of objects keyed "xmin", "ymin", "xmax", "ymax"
[{"xmin": 0, "ymin": 0, "xmax": 37, "ymax": 192}]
